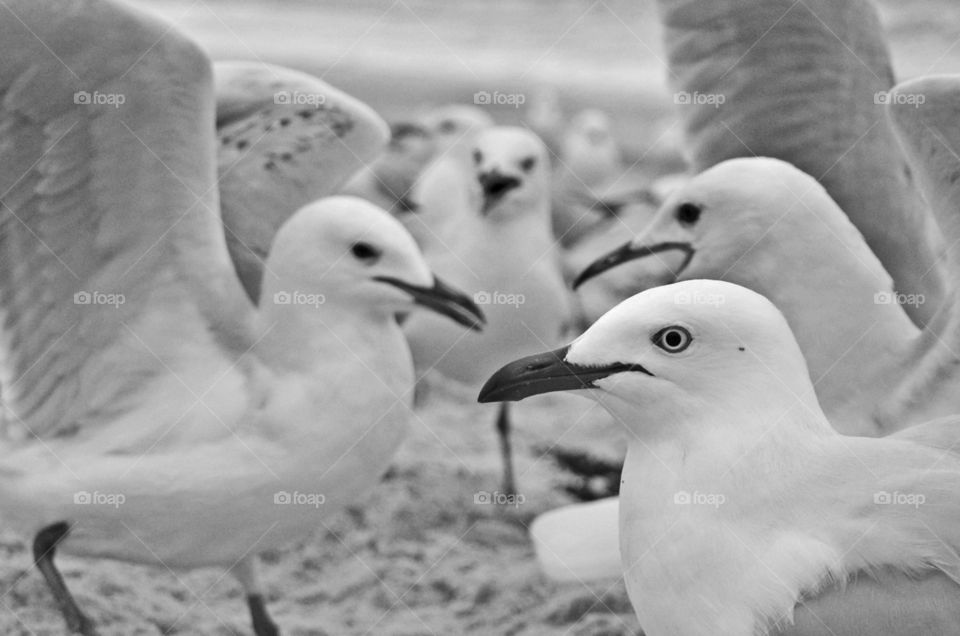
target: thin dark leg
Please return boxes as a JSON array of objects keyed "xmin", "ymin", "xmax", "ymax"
[
  {"xmin": 33, "ymin": 522, "xmax": 98, "ymax": 636},
  {"xmin": 496, "ymin": 401, "xmax": 517, "ymax": 496},
  {"xmin": 247, "ymin": 594, "xmax": 280, "ymax": 636}
]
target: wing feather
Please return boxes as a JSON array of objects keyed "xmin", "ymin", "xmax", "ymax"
[{"xmin": 0, "ymin": 0, "xmax": 254, "ymax": 443}]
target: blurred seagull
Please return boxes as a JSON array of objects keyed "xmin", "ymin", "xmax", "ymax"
[
  {"xmin": 415, "ymin": 103, "xmax": 494, "ymax": 152},
  {"xmin": 214, "ymin": 61, "xmax": 390, "ymax": 302},
  {"xmin": 480, "ymin": 280, "xmax": 960, "ymax": 636},
  {"xmin": 551, "ymin": 109, "xmax": 635, "ymax": 246},
  {"xmin": 404, "ymin": 126, "xmax": 569, "ymax": 494},
  {"xmin": 400, "ymin": 104, "xmax": 494, "ymax": 252},
  {"xmin": 0, "ymin": 2, "xmax": 483, "ymax": 635},
  {"xmin": 339, "ymin": 121, "xmax": 436, "ymax": 217}
]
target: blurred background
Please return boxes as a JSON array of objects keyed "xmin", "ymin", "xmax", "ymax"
[{"xmin": 129, "ymin": 0, "xmax": 960, "ymax": 171}]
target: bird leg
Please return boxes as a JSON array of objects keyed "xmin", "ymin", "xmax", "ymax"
[
  {"xmin": 33, "ymin": 521, "xmax": 99, "ymax": 636},
  {"xmin": 497, "ymin": 401, "xmax": 517, "ymax": 496},
  {"xmin": 233, "ymin": 555, "xmax": 280, "ymax": 636}
]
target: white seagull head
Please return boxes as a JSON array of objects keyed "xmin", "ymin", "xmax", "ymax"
[
  {"xmin": 574, "ymin": 157, "xmax": 884, "ymax": 293},
  {"xmin": 263, "ymin": 196, "xmax": 485, "ymax": 329},
  {"xmin": 481, "ymin": 279, "xmax": 825, "ymax": 441},
  {"xmin": 472, "ymin": 126, "xmax": 551, "ymax": 220}
]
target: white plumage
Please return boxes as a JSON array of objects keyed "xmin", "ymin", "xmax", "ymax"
[
  {"xmin": 480, "ymin": 280, "xmax": 960, "ymax": 636},
  {"xmin": 0, "ymin": 2, "xmax": 482, "ymax": 634}
]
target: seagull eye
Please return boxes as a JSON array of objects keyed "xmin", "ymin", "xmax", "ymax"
[
  {"xmin": 351, "ymin": 242, "xmax": 381, "ymax": 264},
  {"xmin": 520, "ymin": 156, "xmax": 536, "ymax": 172},
  {"xmin": 675, "ymin": 202, "xmax": 702, "ymax": 225},
  {"xmin": 653, "ymin": 326, "xmax": 692, "ymax": 353},
  {"xmin": 438, "ymin": 119, "xmax": 457, "ymax": 134},
  {"xmin": 472, "ymin": 149, "xmax": 483, "ymax": 165}
]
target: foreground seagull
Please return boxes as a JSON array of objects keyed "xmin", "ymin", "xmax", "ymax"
[
  {"xmin": 533, "ymin": 78, "xmax": 960, "ymax": 585},
  {"xmin": 404, "ymin": 126, "xmax": 569, "ymax": 494},
  {"xmin": 0, "ymin": 2, "xmax": 483, "ymax": 634},
  {"xmin": 480, "ymin": 280, "xmax": 960, "ymax": 636}
]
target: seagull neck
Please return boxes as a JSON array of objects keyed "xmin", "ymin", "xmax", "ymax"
[
  {"xmin": 605, "ymin": 387, "xmax": 836, "ymax": 462},
  {"xmin": 481, "ymin": 201, "xmax": 553, "ymax": 241}
]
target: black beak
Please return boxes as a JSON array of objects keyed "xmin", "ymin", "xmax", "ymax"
[
  {"xmin": 479, "ymin": 170, "xmax": 521, "ymax": 212},
  {"xmin": 572, "ymin": 241, "xmax": 695, "ymax": 290},
  {"xmin": 375, "ymin": 275, "xmax": 486, "ymax": 331},
  {"xmin": 478, "ymin": 345, "xmax": 652, "ymax": 403}
]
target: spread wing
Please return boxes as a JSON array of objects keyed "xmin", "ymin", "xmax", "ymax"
[
  {"xmin": 214, "ymin": 62, "xmax": 388, "ymax": 301},
  {"xmin": 883, "ymin": 77, "xmax": 960, "ymax": 422},
  {"xmin": 0, "ymin": 0, "xmax": 255, "ymax": 446}
]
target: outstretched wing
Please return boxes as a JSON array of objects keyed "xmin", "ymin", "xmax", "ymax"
[
  {"xmin": 214, "ymin": 62, "xmax": 389, "ymax": 301},
  {"xmin": 0, "ymin": 0, "xmax": 254, "ymax": 445},
  {"xmin": 884, "ymin": 77, "xmax": 960, "ymax": 423},
  {"xmin": 657, "ymin": 0, "xmax": 945, "ymax": 324}
]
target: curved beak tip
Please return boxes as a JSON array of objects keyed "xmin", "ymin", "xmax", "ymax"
[
  {"xmin": 573, "ymin": 241, "xmax": 695, "ymax": 290},
  {"xmin": 375, "ymin": 275, "xmax": 486, "ymax": 331}
]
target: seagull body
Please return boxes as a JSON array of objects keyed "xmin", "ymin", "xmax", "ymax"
[
  {"xmin": 551, "ymin": 109, "xmax": 633, "ymax": 246},
  {"xmin": 480, "ymin": 280, "xmax": 960, "ymax": 636},
  {"xmin": 0, "ymin": 2, "xmax": 482, "ymax": 633},
  {"xmin": 405, "ymin": 126, "xmax": 567, "ymax": 388}
]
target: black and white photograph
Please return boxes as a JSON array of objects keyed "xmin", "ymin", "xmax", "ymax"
[{"xmin": 1, "ymin": 0, "xmax": 960, "ymax": 634}]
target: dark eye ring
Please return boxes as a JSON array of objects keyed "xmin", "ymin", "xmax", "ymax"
[
  {"xmin": 472, "ymin": 150, "xmax": 483, "ymax": 164},
  {"xmin": 520, "ymin": 156, "xmax": 536, "ymax": 172},
  {"xmin": 676, "ymin": 202, "xmax": 701, "ymax": 225},
  {"xmin": 351, "ymin": 241, "xmax": 381, "ymax": 263},
  {"xmin": 653, "ymin": 326, "xmax": 692, "ymax": 353}
]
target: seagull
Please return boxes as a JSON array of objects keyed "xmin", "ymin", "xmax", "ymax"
[
  {"xmin": 400, "ymin": 104, "xmax": 494, "ymax": 252},
  {"xmin": 533, "ymin": 76, "xmax": 960, "ymax": 586},
  {"xmin": 403, "ymin": 126, "xmax": 570, "ymax": 495},
  {"xmin": 0, "ymin": 2, "xmax": 483, "ymax": 635},
  {"xmin": 480, "ymin": 279, "xmax": 960, "ymax": 636},
  {"xmin": 339, "ymin": 121, "xmax": 436, "ymax": 218},
  {"xmin": 551, "ymin": 109, "xmax": 635, "ymax": 247},
  {"xmin": 214, "ymin": 61, "xmax": 390, "ymax": 302}
]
